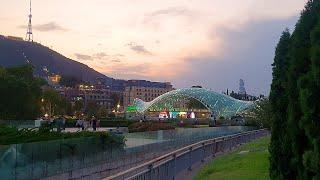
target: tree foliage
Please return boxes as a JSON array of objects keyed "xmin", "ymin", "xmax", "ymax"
[
  {"xmin": 269, "ymin": 1, "xmax": 320, "ymax": 179},
  {"xmin": 0, "ymin": 65, "xmax": 44, "ymax": 120},
  {"xmin": 59, "ymin": 75, "xmax": 82, "ymax": 88},
  {"xmin": 269, "ymin": 29, "xmax": 293, "ymax": 179},
  {"xmin": 42, "ymin": 89, "xmax": 72, "ymax": 116},
  {"xmin": 243, "ymin": 99, "xmax": 272, "ymax": 128}
]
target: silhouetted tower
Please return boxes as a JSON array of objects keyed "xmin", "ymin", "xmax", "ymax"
[
  {"xmin": 238, "ymin": 79, "xmax": 246, "ymax": 95},
  {"xmin": 25, "ymin": 0, "xmax": 33, "ymax": 42}
]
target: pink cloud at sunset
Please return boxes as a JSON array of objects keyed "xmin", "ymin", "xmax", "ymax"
[{"xmin": 0, "ymin": 0, "xmax": 308, "ymax": 93}]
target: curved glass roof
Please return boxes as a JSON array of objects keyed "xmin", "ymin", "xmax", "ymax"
[{"xmin": 133, "ymin": 88, "xmax": 254, "ymax": 117}]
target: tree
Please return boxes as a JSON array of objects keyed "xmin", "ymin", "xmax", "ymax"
[
  {"xmin": 110, "ymin": 92, "xmax": 122, "ymax": 107},
  {"xmin": 59, "ymin": 75, "xmax": 82, "ymax": 88},
  {"xmin": 297, "ymin": 20, "xmax": 320, "ymax": 178},
  {"xmin": 286, "ymin": 1, "xmax": 320, "ymax": 178},
  {"xmin": 97, "ymin": 106, "xmax": 108, "ymax": 119},
  {"xmin": 0, "ymin": 65, "xmax": 44, "ymax": 120},
  {"xmin": 73, "ymin": 99, "xmax": 84, "ymax": 112},
  {"xmin": 269, "ymin": 29, "xmax": 293, "ymax": 179},
  {"xmin": 244, "ymin": 99, "xmax": 272, "ymax": 128},
  {"xmin": 269, "ymin": 1, "xmax": 320, "ymax": 179},
  {"xmin": 86, "ymin": 101, "xmax": 99, "ymax": 117},
  {"xmin": 42, "ymin": 89, "xmax": 71, "ymax": 117}
]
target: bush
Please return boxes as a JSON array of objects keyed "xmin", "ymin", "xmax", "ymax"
[
  {"xmin": 64, "ymin": 119, "xmax": 136, "ymax": 127},
  {"xmin": 128, "ymin": 122, "xmax": 175, "ymax": 133},
  {"xmin": 0, "ymin": 125, "xmax": 125, "ymax": 145}
]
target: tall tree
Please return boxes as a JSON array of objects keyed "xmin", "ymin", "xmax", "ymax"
[
  {"xmin": 269, "ymin": 29, "xmax": 292, "ymax": 179},
  {"xmin": 269, "ymin": 1, "xmax": 320, "ymax": 179},
  {"xmin": 297, "ymin": 21, "xmax": 320, "ymax": 178},
  {"xmin": 286, "ymin": 1, "xmax": 320, "ymax": 178}
]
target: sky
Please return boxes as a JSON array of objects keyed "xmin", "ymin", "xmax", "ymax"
[{"xmin": 0, "ymin": 0, "xmax": 308, "ymax": 95}]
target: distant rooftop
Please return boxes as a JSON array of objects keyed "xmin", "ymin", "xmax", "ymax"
[{"xmin": 127, "ymin": 80, "xmax": 172, "ymax": 88}]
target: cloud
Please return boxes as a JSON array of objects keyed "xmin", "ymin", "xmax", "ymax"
[
  {"xmin": 126, "ymin": 42, "xmax": 152, "ymax": 55},
  {"xmin": 145, "ymin": 6, "xmax": 194, "ymax": 18},
  {"xmin": 75, "ymin": 52, "xmax": 124, "ymax": 63},
  {"xmin": 143, "ymin": 6, "xmax": 196, "ymax": 27},
  {"xmin": 93, "ymin": 52, "xmax": 107, "ymax": 59},
  {"xmin": 171, "ymin": 16, "xmax": 299, "ymax": 95},
  {"xmin": 19, "ymin": 22, "xmax": 68, "ymax": 32},
  {"xmin": 74, "ymin": 53, "xmax": 93, "ymax": 61},
  {"xmin": 111, "ymin": 59, "xmax": 121, "ymax": 63}
]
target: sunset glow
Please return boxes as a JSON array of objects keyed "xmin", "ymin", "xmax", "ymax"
[{"xmin": 0, "ymin": 0, "xmax": 307, "ymax": 94}]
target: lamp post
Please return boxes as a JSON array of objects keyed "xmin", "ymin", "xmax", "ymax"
[{"xmin": 116, "ymin": 104, "xmax": 121, "ymax": 117}]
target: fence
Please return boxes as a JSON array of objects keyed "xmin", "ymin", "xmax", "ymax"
[
  {"xmin": 0, "ymin": 126, "xmax": 257, "ymax": 179},
  {"xmin": 107, "ymin": 129, "xmax": 269, "ymax": 180}
]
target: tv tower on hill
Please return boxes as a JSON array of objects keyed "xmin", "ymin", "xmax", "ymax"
[{"xmin": 25, "ymin": 0, "xmax": 33, "ymax": 42}]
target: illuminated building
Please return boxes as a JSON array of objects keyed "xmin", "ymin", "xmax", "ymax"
[
  {"xmin": 123, "ymin": 81, "xmax": 173, "ymax": 110},
  {"xmin": 133, "ymin": 88, "xmax": 253, "ymax": 118},
  {"xmin": 49, "ymin": 74, "xmax": 61, "ymax": 83}
]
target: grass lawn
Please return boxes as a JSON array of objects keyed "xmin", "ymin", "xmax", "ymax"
[{"xmin": 194, "ymin": 136, "xmax": 270, "ymax": 180}]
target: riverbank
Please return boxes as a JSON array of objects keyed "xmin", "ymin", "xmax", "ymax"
[{"xmin": 194, "ymin": 136, "xmax": 270, "ymax": 180}]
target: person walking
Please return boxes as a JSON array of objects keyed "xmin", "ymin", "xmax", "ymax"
[
  {"xmin": 62, "ymin": 116, "xmax": 66, "ymax": 130},
  {"xmin": 56, "ymin": 115, "xmax": 63, "ymax": 133},
  {"xmin": 83, "ymin": 119, "xmax": 89, "ymax": 131},
  {"xmin": 97, "ymin": 119, "xmax": 101, "ymax": 131},
  {"xmin": 92, "ymin": 116, "xmax": 97, "ymax": 131},
  {"xmin": 76, "ymin": 118, "xmax": 83, "ymax": 131}
]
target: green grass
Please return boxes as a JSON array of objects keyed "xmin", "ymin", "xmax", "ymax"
[{"xmin": 194, "ymin": 136, "xmax": 270, "ymax": 180}]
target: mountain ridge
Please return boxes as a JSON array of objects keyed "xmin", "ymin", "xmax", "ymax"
[{"xmin": 0, "ymin": 35, "xmax": 113, "ymax": 83}]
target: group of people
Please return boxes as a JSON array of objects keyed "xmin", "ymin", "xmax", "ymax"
[{"xmin": 75, "ymin": 116, "xmax": 100, "ymax": 131}]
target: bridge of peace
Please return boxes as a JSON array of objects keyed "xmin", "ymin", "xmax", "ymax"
[{"xmin": 129, "ymin": 88, "xmax": 254, "ymax": 120}]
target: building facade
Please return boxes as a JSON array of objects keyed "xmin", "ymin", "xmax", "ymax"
[{"xmin": 123, "ymin": 81, "xmax": 173, "ymax": 110}]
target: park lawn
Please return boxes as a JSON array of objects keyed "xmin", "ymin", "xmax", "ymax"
[{"xmin": 194, "ymin": 136, "xmax": 270, "ymax": 180}]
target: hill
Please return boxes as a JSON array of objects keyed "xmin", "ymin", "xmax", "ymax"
[{"xmin": 0, "ymin": 35, "xmax": 112, "ymax": 83}]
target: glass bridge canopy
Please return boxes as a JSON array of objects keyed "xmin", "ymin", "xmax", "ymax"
[{"xmin": 133, "ymin": 88, "xmax": 254, "ymax": 117}]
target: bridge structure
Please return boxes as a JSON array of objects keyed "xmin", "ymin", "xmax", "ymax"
[{"xmin": 133, "ymin": 88, "xmax": 254, "ymax": 117}]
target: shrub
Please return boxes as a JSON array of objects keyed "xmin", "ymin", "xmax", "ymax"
[
  {"xmin": 0, "ymin": 125, "xmax": 125, "ymax": 145},
  {"xmin": 128, "ymin": 121, "xmax": 175, "ymax": 133}
]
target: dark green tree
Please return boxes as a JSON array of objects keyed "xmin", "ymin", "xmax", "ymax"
[
  {"xmin": 269, "ymin": 1, "xmax": 320, "ymax": 179},
  {"xmin": 42, "ymin": 89, "xmax": 72, "ymax": 116},
  {"xmin": 286, "ymin": 1, "xmax": 320, "ymax": 178},
  {"xmin": 59, "ymin": 75, "xmax": 82, "ymax": 88},
  {"xmin": 297, "ymin": 21, "xmax": 320, "ymax": 178},
  {"xmin": 97, "ymin": 106, "xmax": 108, "ymax": 119},
  {"xmin": 244, "ymin": 98, "xmax": 272, "ymax": 128},
  {"xmin": 73, "ymin": 99, "xmax": 84, "ymax": 112},
  {"xmin": 269, "ymin": 29, "xmax": 293, "ymax": 179},
  {"xmin": 86, "ymin": 101, "xmax": 99, "ymax": 117},
  {"xmin": 0, "ymin": 65, "xmax": 44, "ymax": 120}
]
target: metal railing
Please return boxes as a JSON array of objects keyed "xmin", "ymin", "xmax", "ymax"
[
  {"xmin": 0, "ymin": 126, "xmax": 257, "ymax": 179},
  {"xmin": 106, "ymin": 129, "xmax": 269, "ymax": 180}
]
